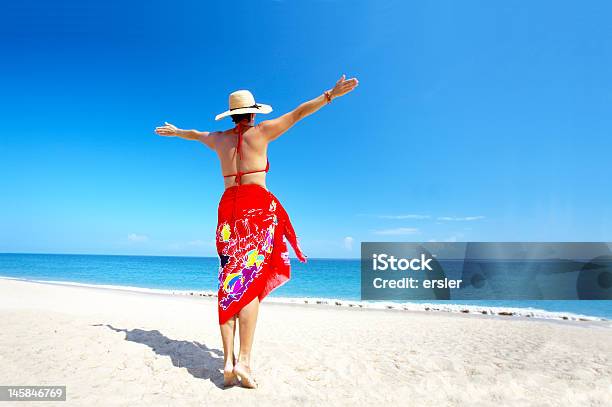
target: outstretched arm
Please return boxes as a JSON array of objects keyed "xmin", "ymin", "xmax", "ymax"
[
  {"xmin": 259, "ymin": 74, "xmax": 359, "ymax": 141},
  {"xmin": 154, "ymin": 122, "xmax": 215, "ymax": 150}
]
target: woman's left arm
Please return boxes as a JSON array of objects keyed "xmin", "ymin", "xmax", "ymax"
[
  {"xmin": 154, "ymin": 122, "xmax": 215, "ymax": 149},
  {"xmin": 259, "ymin": 74, "xmax": 358, "ymax": 142}
]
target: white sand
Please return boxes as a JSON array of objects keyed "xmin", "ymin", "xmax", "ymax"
[{"xmin": 0, "ymin": 278, "xmax": 610, "ymax": 406}]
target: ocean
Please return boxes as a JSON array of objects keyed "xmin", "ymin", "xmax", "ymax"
[{"xmin": 1, "ymin": 253, "xmax": 610, "ymax": 320}]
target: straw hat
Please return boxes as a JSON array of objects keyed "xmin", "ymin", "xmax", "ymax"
[{"xmin": 215, "ymin": 90, "xmax": 273, "ymax": 121}]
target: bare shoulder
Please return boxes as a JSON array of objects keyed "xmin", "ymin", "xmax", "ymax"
[
  {"xmin": 209, "ymin": 129, "xmax": 234, "ymax": 140},
  {"xmin": 256, "ymin": 120, "xmax": 273, "ymax": 132},
  {"xmin": 255, "ymin": 120, "xmax": 278, "ymax": 138},
  {"xmin": 256, "ymin": 112, "xmax": 298, "ymax": 142},
  {"xmin": 253, "ymin": 122, "xmax": 275, "ymax": 142},
  {"xmin": 208, "ymin": 128, "xmax": 236, "ymax": 148},
  {"xmin": 198, "ymin": 130, "xmax": 225, "ymax": 150}
]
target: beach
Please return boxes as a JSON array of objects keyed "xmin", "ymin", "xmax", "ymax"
[{"xmin": 0, "ymin": 278, "xmax": 610, "ymax": 406}]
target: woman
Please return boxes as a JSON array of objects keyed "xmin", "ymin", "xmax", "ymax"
[{"xmin": 154, "ymin": 74, "xmax": 358, "ymax": 388}]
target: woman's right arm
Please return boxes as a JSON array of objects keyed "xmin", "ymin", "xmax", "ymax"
[{"xmin": 154, "ymin": 122, "xmax": 215, "ymax": 150}]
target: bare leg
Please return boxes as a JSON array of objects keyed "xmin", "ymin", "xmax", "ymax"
[
  {"xmin": 219, "ymin": 315, "xmax": 238, "ymax": 387},
  {"xmin": 234, "ymin": 296, "xmax": 260, "ymax": 388}
]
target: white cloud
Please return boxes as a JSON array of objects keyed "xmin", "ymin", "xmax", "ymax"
[
  {"xmin": 427, "ymin": 235, "xmax": 461, "ymax": 242},
  {"xmin": 127, "ymin": 233, "xmax": 149, "ymax": 242},
  {"xmin": 429, "ymin": 234, "xmax": 463, "ymax": 242},
  {"xmin": 343, "ymin": 236, "xmax": 354, "ymax": 250},
  {"xmin": 187, "ymin": 239, "xmax": 215, "ymax": 247},
  {"xmin": 373, "ymin": 227, "xmax": 419, "ymax": 236},
  {"xmin": 167, "ymin": 239, "xmax": 216, "ymax": 251},
  {"xmin": 377, "ymin": 214, "xmax": 431, "ymax": 220},
  {"xmin": 437, "ymin": 216, "xmax": 485, "ymax": 221}
]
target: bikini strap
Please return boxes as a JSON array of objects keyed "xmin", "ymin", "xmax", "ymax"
[
  {"xmin": 234, "ymin": 122, "xmax": 246, "ymax": 184},
  {"xmin": 235, "ymin": 121, "xmax": 246, "ymax": 161}
]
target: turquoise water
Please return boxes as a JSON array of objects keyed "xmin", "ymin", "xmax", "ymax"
[{"xmin": 1, "ymin": 253, "xmax": 611, "ymax": 319}]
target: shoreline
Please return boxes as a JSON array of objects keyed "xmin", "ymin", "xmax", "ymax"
[{"xmin": 0, "ymin": 275, "xmax": 607, "ymax": 324}]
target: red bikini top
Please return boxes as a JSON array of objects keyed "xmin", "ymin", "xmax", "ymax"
[{"xmin": 222, "ymin": 121, "xmax": 269, "ymax": 185}]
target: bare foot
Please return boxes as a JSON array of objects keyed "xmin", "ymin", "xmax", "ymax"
[
  {"xmin": 233, "ymin": 362, "xmax": 257, "ymax": 389},
  {"xmin": 223, "ymin": 366, "xmax": 239, "ymax": 388}
]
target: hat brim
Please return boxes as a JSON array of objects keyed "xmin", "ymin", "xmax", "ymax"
[{"xmin": 215, "ymin": 103, "xmax": 273, "ymax": 121}]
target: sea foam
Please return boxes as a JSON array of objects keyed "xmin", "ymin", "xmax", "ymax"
[{"xmin": 0, "ymin": 276, "xmax": 605, "ymax": 323}]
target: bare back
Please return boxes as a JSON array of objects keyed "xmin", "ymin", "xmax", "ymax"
[{"xmin": 212, "ymin": 124, "xmax": 269, "ymax": 190}]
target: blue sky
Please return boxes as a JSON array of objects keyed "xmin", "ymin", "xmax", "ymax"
[{"xmin": 1, "ymin": 0, "xmax": 611, "ymax": 258}]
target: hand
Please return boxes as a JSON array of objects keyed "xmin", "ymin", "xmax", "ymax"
[
  {"xmin": 155, "ymin": 122, "xmax": 182, "ymax": 137},
  {"xmin": 329, "ymin": 74, "xmax": 359, "ymax": 100}
]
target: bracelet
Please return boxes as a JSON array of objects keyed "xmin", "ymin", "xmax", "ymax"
[{"xmin": 324, "ymin": 90, "xmax": 332, "ymax": 104}]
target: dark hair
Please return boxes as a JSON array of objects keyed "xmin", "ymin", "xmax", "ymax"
[{"xmin": 231, "ymin": 113, "xmax": 253, "ymax": 124}]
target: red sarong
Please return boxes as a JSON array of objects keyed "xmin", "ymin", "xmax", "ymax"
[{"xmin": 216, "ymin": 184, "xmax": 307, "ymax": 325}]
